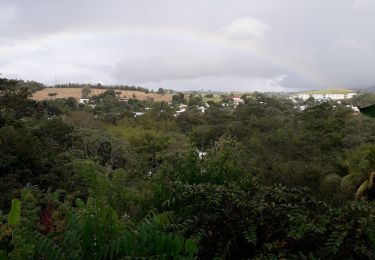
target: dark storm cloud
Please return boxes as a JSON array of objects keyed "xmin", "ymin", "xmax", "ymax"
[{"xmin": 1, "ymin": 0, "xmax": 375, "ymax": 91}]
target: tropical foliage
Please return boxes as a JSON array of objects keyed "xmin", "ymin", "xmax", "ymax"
[{"xmin": 1, "ymin": 78, "xmax": 375, "ymax": 259}]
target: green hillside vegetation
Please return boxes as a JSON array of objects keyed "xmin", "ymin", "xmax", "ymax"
[
  {"xmin": 1, "ymin": 78, "xmax": 375, "ymax": 259},
  {"xmin": 301, "ymin": 88, "xmax": 354, "ymax": 94},
  {"xmin": 202, "ymin": 94, "xmax": 222, "ymax": 103}
]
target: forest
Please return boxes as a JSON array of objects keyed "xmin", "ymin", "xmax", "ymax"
[{"xmin": 1, "ymin": 78, "xmax": 375, "ymax": 259}]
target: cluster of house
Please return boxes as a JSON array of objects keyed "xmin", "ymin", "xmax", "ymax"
[
  {"xmin": 79, "ymin": 94, "xmax": 247, "ymax": 118},
  {"xmin": 175, "ymin": 104, "xmax": 187, "ymax": 115},
  {"xmin": 174, "ymin": 103, "xmax": 210, "ymax": 116},
  {"xmin": 79, "ymin": 98, "xmax": 96, "ymax": 108},
  {"xmin": 292, "ymin": 100, "xmax": 360, "ymax": 114},
  {"xmin": 221, "ymin": 96, "xmax": 245, "ymax": 108},
  {"xmin": 291, "ymin": 92, "xmax": 357, "ymax": 101},
  {"xmin": 174, "ymin": 97, "xmax": 245, "ymax": 116},
  {"xmin": 232, "ymin": 96, "xmax": 245, "ymax": 107}
]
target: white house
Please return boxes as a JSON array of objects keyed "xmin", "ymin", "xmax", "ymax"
[
  {"xmin": 79, "ymin": 98, "xmax": 89, "ymax": 104},
  {"xmin": 232, "ymin": 96, "xmax": 244, "ymax": 107},
  {"xmin": 134, "ymin": 112, "xmax": 145, "ymax": 117},
  {"xmin": 118, "ymin": 97, "xmax": 129, "ymax": 102},
  {"xmin": 345, "ymin": 93, "xmax": 357, "ymax": 99},
  {"xmin": 293, "ymin": 93, "xmax": 310, "ymax": 100},
  {"xmin": 326, "ymin": 93, "xmax": 345, "ymax": 100},
  {"xmin": 179, "ymin": 104, "xmax": 188, "ymax": 110},
  {"xmin": 291, "ymin": 91, "xmax": 357, "ymax": 101},
  {"xmin": 198, "ymin": 106, "xmax": 206, "ymax": 113},
  {"xmin": 312, "ymin": 94, "xmax": 324, "ymax": 99},
  {"xmin": 346, "ymin": 105, "xmax": 360, "ymax": 112},
  {"xmin": 174, "ymin": 108, "xmax": 186, "ymax": 116},
  {"xmin": 197, "ymin": 150, "xmax": 207, "ymax": 159}
]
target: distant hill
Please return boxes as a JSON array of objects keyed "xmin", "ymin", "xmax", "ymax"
[
  {"xmin": 31, "ymin": 87, "xmax": 172, "ymax": 102},
  {"xmin": 300, "ymin": 88, "xmax": 354, "ymax": 95},
  {"xmin": 361, "ymin": 85, "xmax": 375, "ymax": 93}
]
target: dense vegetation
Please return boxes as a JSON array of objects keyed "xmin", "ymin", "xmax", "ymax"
[
  {"xmin": 1, "ymin": 78, "xmax": 375, "ymax": 259},
  {"xmin": 53, "ymin": 83, "xmax": 170, "ymax": 95}
]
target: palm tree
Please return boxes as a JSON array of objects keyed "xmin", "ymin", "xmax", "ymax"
[{"xmin": 355, "ymin": 172, "xmax": 375, "ymax": 200}]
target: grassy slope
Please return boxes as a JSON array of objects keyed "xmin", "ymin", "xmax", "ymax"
[
  {"xmin": 301, "ymin": 88, "xmax": 353, "ymax": 95},
  {"xmin": 32, "ymin": 87, "xmax": 172, "ymax": 102},
  {"xmin": 202, "ymin": 95, "xmax": 222, "ymax": 103}
]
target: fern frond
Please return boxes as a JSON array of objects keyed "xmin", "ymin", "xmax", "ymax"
[{"xmin": 32, "ymin": 231, "xmax": 66, "ymax": 260}]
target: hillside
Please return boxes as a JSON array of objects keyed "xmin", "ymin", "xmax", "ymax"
[
  {"xmin": 31, "ymin": 87, "xmax": 172, "ymax": 102},
  {"xmin": 3, "ymin": 77, "xmax": 375, "ymax": 259},
  {"xmin": 301, "ymin": 88, "xmax": 354, "ymax": 94}
]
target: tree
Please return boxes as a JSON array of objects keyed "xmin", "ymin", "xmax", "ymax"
[
  {"xmin": 81, "ymin": 86, "xmax": 91, "ymax": 98},
  {"xmin": 172, "ymin": 93, "xmax": 187, "ymax": 105},
  {"xmin": 157, "ymin": 87, "xmax": 165, "ymax": 95}
]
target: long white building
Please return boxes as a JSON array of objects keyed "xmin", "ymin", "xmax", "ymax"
[{"xmin": 292, "ymin": 92, "xmax": 357, "ymax": 101}]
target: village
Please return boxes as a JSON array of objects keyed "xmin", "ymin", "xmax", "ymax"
[{"xmin": 68, "ymin": 87, "xmax": 362, "ymax": 118}]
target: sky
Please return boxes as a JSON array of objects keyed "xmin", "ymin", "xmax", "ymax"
[{"xmin": 0, "ymin": 0, "xmax": 375, "ymax": 92}]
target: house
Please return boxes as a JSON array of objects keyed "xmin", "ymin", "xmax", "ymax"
[
  {"xmin": 177, "ymin": 109, "xmax": 186, "ymax": 113},
  {"xmin": 291, "ymin": 91, "xmax": 357, "ymax": 101},
  {"xmin": 198, "ymin": 106, "xmax": 206, "ymax": 113},
  {"xmin": 345, "ymin": 93, "xmax": 357, "ymax": 99},
  {"xmin": 293, "ymin": 94, "xmax": 310, "ymax": 100},
  {"xmin": 346, "ymin": 105, "xmax": 360, "ymax": 112},
  {"xmin": 118, "ymin": 97, "xmax": 129, "ymax": 102},
  {"xmin": 326, "ymin": 93, "xmax": 345, "ymax": 100},
  {"xmin": 312, "ymin": 94, "xmax": 324, "ymax": 99},
  {"xmin": 232, "ymin": 96, "xmax": 244, "ymax": 107},
  {"xmin": 134, "ymin": 112, "xmax": 145, "ymax": 118},
  {"xmin": 179, "ymin": 104, "xmax": 188, "ymax": 110},
  {"xmin": 79, "ymin": 98, "xmax": 89, "ymax": 104},
  {"xmin": 352, "ymin": 106, "xmax": 360, "ymax": 112},
  {"xmin": 197, "ymin": 150, "xmax": 207, "ymax": 159}
]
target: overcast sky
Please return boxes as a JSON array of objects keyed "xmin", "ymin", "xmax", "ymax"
[{"xmin": 0, "ymin": 0, "xmax": 375, "ymax": 92}]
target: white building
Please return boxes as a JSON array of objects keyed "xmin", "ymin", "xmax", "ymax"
[
  {"xmin": 174, "ymin": 108, "xmax": 186, "ymax": 116},
  {"xmin": 232, "ymin": 96, "xmax": 244, "ymax": 107},
  {"xmin": 79, "ymin": 98, "xmax": 89, "ymax": 104},
  {"xmin": 134, "ymin": 112, "xmax": 145, "ymax": 117},
  {"xmin": 179, "ymin": 104, "xmax": 188, "ymax": 110},
  {"xmin": 312, "ymin": 94, "xmax": 324, "ymax": 99},
  {"xmin": 293, "ymin": 94, "xmax": 311, "ymax": 100},
  {"xmin": 197, "ymin": 150, "xmax": 207, "ymax": 159},
  {"xmin": 326, "ymin": 93, "xmax": 345, "ymax": 100},
  {"xmin": 291, "ymin": 92, "xmax": 357, "ymax": 101},
  {"xmin": 346, "ymin": 105, "xmax": 360, "ymax": 112},
  {"xmin": 345, "ymin": 93, "xmax": 357, "ymax": 99},
  {"xmin": 198, "ymin": 106, "xmax": 206, "ymax": 113}
]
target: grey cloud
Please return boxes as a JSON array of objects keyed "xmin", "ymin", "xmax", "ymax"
[{"xmin": 1, "ymin": 0, "xmax": 375, "ymax": 91}]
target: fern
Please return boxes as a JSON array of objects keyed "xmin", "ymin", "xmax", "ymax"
[
  {"xmin": 243, "ymin": 226, "xmax": 257, "ymax": 245},
  {"xmin": 32, "ymin": 231, "xmax": 66, "ymax": 260},
  {"xmin": 324, "ymin": 230, "xmax": 348, "ymax": 254},
  {"xmin": 98, "ymin": 211, "xmax": 196, "ymax": 259}
]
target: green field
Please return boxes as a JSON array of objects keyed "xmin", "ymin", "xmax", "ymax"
[
  {"xmin": 301, "ymin": 88, "xmax": 353, "ymax": 94},
  {"xmin": 202, "ymin": 94, "xmax": 222, "ymax": 103}
]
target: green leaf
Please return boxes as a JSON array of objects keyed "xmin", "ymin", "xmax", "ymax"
[
  {"xmin": 184, "ymin": 239, "xmax": 198, "ymax": 258},
  {"xmin": 0, "ymin": 250, "xmax": 8, "ymax": 260},
  {"xmin": 75, "ymin": 198, "xmax": 86, "ymax": 209},
  {"xmin": 8, "ymin": 199, "xmax": 21, "ymax": 225},
  {"xmin": 355, "ymin": 179, "xmax": 369, "ymax": 199}
]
